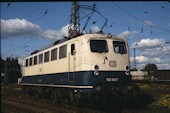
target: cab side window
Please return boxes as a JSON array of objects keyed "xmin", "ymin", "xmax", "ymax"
[
  {"xmin": 26, "ymin": 59, "xmax": 29, "ymax": 67},
  {"xmin": 71, "ymin": 44, "xmax": 75, "ymax": 55}
]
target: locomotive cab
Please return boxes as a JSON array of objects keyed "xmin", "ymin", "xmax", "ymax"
[{"xmin": 78, "ymin": 34, "xmax": 131, "ymax": 92}]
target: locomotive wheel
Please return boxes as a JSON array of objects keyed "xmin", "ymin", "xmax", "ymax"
[
  {"xmin": 50, "ymin": 89, "xmax": 58, "ymax": 102},
  {"xmin": 24, "ymin": 86, "xmax": 34, "ymax": 97},
  {"xmin": 73, "ymin": 92, "xmax": 81, "ymax": 106}
]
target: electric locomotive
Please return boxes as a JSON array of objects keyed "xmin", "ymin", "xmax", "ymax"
[
  {"xmin": 21, "ymin": 33, "xmax": 131, "ymax": 92},
  {"xmin": 21, "ymin": 1, "xmax": 134, "ymax": 105},
  {"xmin": 21, "ymin": 33, "xmax": 133, "ymax": 105}
]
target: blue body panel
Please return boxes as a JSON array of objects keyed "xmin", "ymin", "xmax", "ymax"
[{"xmin": 21, "ymin": 71, "xmax": 131, "ymax": 92}]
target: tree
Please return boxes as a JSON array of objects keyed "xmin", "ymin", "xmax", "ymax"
[
  {"xmin": 4, "ymin": 57, "xmax": 22, "ymax": 84},
  {"xmin": 144, "ymin": 64, "xmax": 158, "ymax": 78},
  {"xmin": 1, "ymin": 57, "xmax": 5, "ymax": 73},
  {"xmin": 1, "ymin": 57, "xmax": 6, "ymax": 83}
]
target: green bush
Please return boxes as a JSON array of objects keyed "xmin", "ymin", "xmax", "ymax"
[
  {"xmin": 149, "ymin": 95, "xmax": 170, "ymax": 109},
  {"xmin": 140, "ymin": 84, "xmax": 150, "ymax": 89}
]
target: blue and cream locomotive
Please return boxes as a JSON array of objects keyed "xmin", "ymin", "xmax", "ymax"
[
  {"xmin": 21, "ymin": 1, "xmax": 133, "ymax": 103},
  {"xmin": 21, "ymin": 33, "xmax": 131, "ymax": 98}
]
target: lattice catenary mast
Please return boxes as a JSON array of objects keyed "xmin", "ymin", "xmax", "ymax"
[{"xmin": 68, "ymin": 1, "xmax": 80, "ymax": 38}]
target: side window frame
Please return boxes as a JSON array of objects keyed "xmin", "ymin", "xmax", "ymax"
[
  {"xmin": 59, "ymin": 45, "xmax": 67, "ymax": 59},
  {"xmin": 51, "ymin": 48, "xmax": 57, "ymax": 61},
  {"xmin": 39, "ymin": 53, "xmax": 43, "ymax": 64},
  {"xmin": 29, "ymin": 57, "xmax": 32, "ymax": 66},
  {"xmin": 34, "ymin": 56, "xmax": 38, "ymax": 65},
  {"xmin": 44, "ymin": 51, "xmax": 50, "ymax": 63}
]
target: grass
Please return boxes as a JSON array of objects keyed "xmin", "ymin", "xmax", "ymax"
[
  {"xmin": 135, "ymin": 83, "xmax": 170, "ymax": 89},
  {"xmin": 134, "ymin": 82, "xmax": 170, "ymax": 112},
  {"xmin": 148, "ymin": 95, "xmax": 170, "ymax": 109}
]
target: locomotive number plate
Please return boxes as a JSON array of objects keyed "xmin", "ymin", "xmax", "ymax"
[{"xmin": 106, "ymin": 78, "xmax": 119, "ymax": 82}]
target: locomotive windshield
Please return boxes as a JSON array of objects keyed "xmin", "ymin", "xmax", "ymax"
[
  {"xmin": 113, "ymin": 41, "xmax": 127, "ymax": 54},
  {"xmin": 90, "ymin": 40, "xmax": 108, "ymax": 53}
]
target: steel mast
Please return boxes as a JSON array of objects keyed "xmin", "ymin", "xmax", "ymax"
[{"xmin": 68, "ymin": 1, "xmax": 80, "ymax": 38}]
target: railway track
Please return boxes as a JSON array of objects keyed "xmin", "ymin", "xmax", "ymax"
[
  {"xmin": 2, "ymin": 96, "xmax": 103, "ymax": 113},
  {"xmin": 2, "ymin": 85, "xmax": 76, "ymax": 113},
  {"xmin": 2, "ymin": 83, "xmax": 169, "ymax": 113},
  {"xmin": 1, "ymin": 84, "xmax": 103, "ymax": 113},
  {"xmin": 2, "ymin": 94, "xmax": 77, "ymax": 113}
]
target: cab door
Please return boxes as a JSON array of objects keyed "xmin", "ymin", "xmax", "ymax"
[
  {"xmin": 38, "ymin": 53, "xmax": 43, "ymax": 75},
  {"xmin": 68, "ymin": 41, "xmax": 78, "ymax": 82}
]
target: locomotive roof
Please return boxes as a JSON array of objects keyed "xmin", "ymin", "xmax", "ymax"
[
  {"xmin": 29, "ymin": 33, "xmax": 127, "ymax": 56},
  {"xmin": 79, "ymin": 33, "xmax": 127, "ymax": 42}
]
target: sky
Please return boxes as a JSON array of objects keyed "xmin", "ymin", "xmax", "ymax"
[{"xmin": 1, "ymin": 1, "xmax": 170, "ymax": 70}]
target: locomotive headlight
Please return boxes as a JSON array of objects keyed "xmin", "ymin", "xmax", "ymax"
[
  {"xmin": 94, "ymin": 70, "xmax": 99, "ymax": 76},
  {"xmin": 125, "ymin": 65, "xmax": 130, "ymax": 76},
  {"xmin": 125, "ymin": 71, "xmax": 130, "ymax": 75},
  {"xmin": 94, "ymin": 65, "xmax": 99, "ymax": 76}
]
